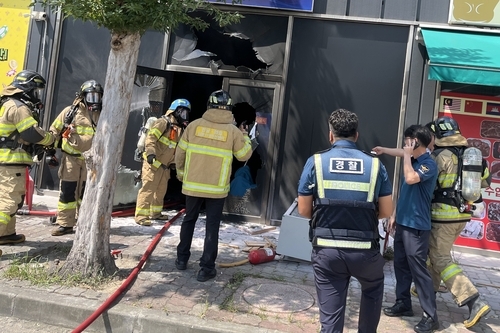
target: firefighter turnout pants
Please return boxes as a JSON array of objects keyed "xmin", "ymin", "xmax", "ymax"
[
  {"xmin": 135, "ymin": 162, "xmax": 169, "ymax": 222},
  {"xmin": 428, "ymin": 222, "xmax": 478, "ymax": 306},
  {"xmin": 0, "ymin": 166, "xmax": 26, "ymax": 237},
  {"xmin": 56, "ymin": 154, "xmax": 86, "ymax": 228}
]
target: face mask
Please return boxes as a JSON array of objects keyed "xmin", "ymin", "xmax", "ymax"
[{"xmin": 174, "ymin": 107, "xmax": 190, "ymax": 128}]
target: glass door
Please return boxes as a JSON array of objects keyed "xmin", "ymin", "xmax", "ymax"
[{"xmin": 222, "ymin": 78, "xmax": 281, "ymax": 224}]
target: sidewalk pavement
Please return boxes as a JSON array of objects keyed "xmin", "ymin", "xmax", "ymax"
[{"xmin": 1, "ymin": 192, "xmax": 500, "ymax": 333}]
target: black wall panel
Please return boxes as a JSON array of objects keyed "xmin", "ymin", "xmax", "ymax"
[{"xmin": 272, "ymin": 19, "xmax": 409, "ymax": 220}]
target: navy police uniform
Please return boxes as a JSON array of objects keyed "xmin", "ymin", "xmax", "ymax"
[
  {"xmin": 392, "ymin": 152, "xmax": 438, "ymax": 322},
  {"xmin": 298, "ymin": 140, "xmax": 392, "ymax": 333}
]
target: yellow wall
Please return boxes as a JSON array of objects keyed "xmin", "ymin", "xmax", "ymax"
[{"xmin": 0, "ymin": 0, "xmax": 32, "ymax": 87}]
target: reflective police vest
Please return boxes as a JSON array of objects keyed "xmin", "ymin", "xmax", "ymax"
[{"xmin": 311, "ymin": 144, "xmax": 380, "ymax": 250}]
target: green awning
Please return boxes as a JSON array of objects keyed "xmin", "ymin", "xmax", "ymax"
[{"xmin": 420, "ymin": 28, "xmax": 500, "ymax": 87}]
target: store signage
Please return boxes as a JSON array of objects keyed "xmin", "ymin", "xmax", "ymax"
[
  {"xmin": 440, "ymin": 92, "xmax": 500, "ymax": 252},
  {"xmin": 208, "ymin": 0, "xmax": 314, "ymax": 12},
  {"xmin": 0, "ymin": 0, "xmax": 31, "ymax": 88},
  {"xmin": 449, "ymin": 0, "xmax": 500, "ymax": 27}
]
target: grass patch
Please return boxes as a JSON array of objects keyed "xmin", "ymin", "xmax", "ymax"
[{"xmin": 3, "ymin": 253, "xmax": 115, "ymax": 289}]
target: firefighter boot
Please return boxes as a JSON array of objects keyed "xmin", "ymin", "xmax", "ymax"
[
  {"xmin": 136, "ymin": 218, "xmax": 152, "ymax": 226},
  {"xmin": 0, "ymin": 233, "xmax": 26, "ymax": 245},
  {"xmin": 464, "ymin": 297, "xmax": 491, "ymax": 328},
  {"xmin": 52, "ymin": 226, "xmax": 74, "ymax": 236}
]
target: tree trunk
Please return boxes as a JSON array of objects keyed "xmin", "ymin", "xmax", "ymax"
[{"xmin": 61, "ymin": 32, "xmax": 142, "ymax": 277}]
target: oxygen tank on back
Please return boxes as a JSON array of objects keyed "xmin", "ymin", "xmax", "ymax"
[
  {"xmin": 461, "ymin": 147, "xmax": 483, "ymax": 203},
  {"xmin": 134, "ymin": 116, "xmax": 157, "ymax": 162}
]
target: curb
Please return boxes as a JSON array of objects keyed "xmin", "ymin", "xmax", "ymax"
[{"xmin": 0, "ymin": 285, "xmax": 286, "ymax": 333}]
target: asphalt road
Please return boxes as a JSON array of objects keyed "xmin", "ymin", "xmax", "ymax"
[{"xmin": 1, "ymin": 315, "xmax": 88, "ymax": 333}]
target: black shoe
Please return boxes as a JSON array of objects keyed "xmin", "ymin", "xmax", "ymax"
[
  {"xmin": 414, "ymin": 313, "xmax": 439, "ymax": 333},
  {"xmin": 51, "ymin": 226, "xmax": 74, "ymax": 236},
  {"xmin": 464, "ymin": 299, "xmax": 491, "ymax": 328},
  {"xmin": 175, "ymin": 259, "xmax": 187, "ymax": 271},
  {"xmin": 0, "ymin": 233, "xmax": 26, "ymax": 245},
  {"xmin": 197, "ymin": 268, "xmax": 216, "ymax": 282},
  {"xmin": 383, "ymin": 300, "xmax": 414, "ymax": 317}
]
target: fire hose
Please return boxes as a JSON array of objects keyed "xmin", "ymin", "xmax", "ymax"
[{"xmin": 72, "ymin": 208, "xmax": 185, "ymax": 333}]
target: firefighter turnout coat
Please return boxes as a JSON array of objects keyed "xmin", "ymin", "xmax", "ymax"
[
  {"xmin": 50, "ymin": 102, "xmax": 99, "ymax": 228},
  {"xmin": 428, "ymin": 133, "xmax": 489, "ymax": 306},
  {"xmin": 135, "ymin": 113, "xmax": 181, "ymax": 222},
  {"xmin": 0, "ymin": 85, "xmax": 55, "ymax": 237},
  {"xmin": 175, "ymin": 108, "xmax": 252, "ymax": 199}
]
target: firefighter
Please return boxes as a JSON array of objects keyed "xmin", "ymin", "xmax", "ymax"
[
  {"xmin": 297, "ymin": 109, "xmax": 393, "ymax": 333},
  {"xmin": 428, "ymin": 116, "xmax": 491, "ymax": 328},
  {"xmin": 134, "ymin": 99, "xmax": 191, "ymax": 226},
  {"xmin": 175, "ymin": 90, "xmax": 252, "ymax": 282},
  {"xmin": 49, "ymin": 80, "xmax": 103, "ymax": 236},
  {"xmin": 0, "ymin": 70, "xmax": 55, "ymax": 244}
]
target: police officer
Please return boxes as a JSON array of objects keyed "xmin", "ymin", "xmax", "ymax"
[
  {"xmin": 429, "ymin": 116, "xmax": 491, "ymax": 328},
  {"xmin": 384, "ymin": 125, "xmax": 439, "ymax": 333},
  {"xmin": 49, "ymin": 80, "xmax": 103, "ymax": 236},
  {"xmin": 175, "ymin": 90, "xmax": 252, "ymax": 282},
  {"xmin": 135, "ymin": 99, "xmax": 190, "ymax": 226},
  {"xmin": 297, "ymin": 109, "xmax": 393, "ymax": 333},
  {"xmin": 0, "ymin": 70, "xmax": 55, "ymax": 244}
]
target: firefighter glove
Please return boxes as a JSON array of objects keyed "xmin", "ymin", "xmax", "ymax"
[{"xmin": 147, "ymin": 154, "xmax": 156, "ymax": 165}]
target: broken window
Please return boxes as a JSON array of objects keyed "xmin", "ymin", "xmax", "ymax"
[{"xmin": 168, "ymin": 13, "xmax": 288, "ymax": 76}]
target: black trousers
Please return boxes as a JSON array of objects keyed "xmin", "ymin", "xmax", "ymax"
[
  {"xmin": 177, "ymin": 195, "xmax": 225, "ymax": 271},
  {"xmin": 312, "ymin": 247, "xmax": 385, "ymax": 333},
  {"xmin": 394, "ymin": 224, "xmax": 438, "ymax": 321}
]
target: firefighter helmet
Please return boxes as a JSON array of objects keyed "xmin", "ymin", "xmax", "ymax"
[
  {"xmin": 434, "ymin": 116, "xmax": 461, "ymax": 139},
  {"xmin": 207, "ymin": 90, "xmax": 233, "ymax": 111},
  {"xmin": 80, "ymin": 80, "xmax": 104, "ymax": 112},
  {"xmin": 168, "ymin": 98, "xmax": 191, "ymax": 127},
  {"xmin": 11, "ymin": 70, "xmax": 46, "ymax": 103}
]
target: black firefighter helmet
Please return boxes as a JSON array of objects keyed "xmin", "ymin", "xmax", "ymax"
[
  {"xmin": 207, "ymin": 90, "xmax": 233, "ymax": 111},
  {"xmin": 11, "ymin": 69, "xmax": 46, "ymax": 104},
  {"xmin": 79, "ymin": 80, "xmax": 104, "ymax": 112},
  {"xmin": 434, "ymin": 116, "xmax": 461, "ymax": 139}
]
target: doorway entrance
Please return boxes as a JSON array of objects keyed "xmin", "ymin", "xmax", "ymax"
[
  {"xmin": 128, "ymin": 68, "xmax": 282, "ymax": 224},
  {"xmin": 222, "ymin": 78, "xmax": 282, "ymax": 224}
]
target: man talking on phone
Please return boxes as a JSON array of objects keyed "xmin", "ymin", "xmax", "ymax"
[{"xmin": 384, "ymin": 125, "xmax": 440, "ymax": 333}]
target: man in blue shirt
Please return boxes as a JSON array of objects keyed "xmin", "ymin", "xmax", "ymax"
[
  {"xmin": 297, "ymin": 109, "xmax": 393, "ymax": 333},
  {"xmin": 384, "ymin": 125, "xmax": 439, "ymax": 333}
]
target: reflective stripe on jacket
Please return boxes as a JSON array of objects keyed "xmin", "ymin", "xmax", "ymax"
[
  {"xmin": 0, "ymin": 90, "xmax": 54, "ymax": 166},
  {"xmin": 431, "ymin": 146, "xmax": 472, "ymax": 223},
  {"xmin": 175, "ymin": 108, "xmax": 252, "ymax": 199},
  {"xmin": 50, "ymin": 103, "xmax": 99, "ymax": 159},
  {"xmin": 144, "ymin": 114, "xmax": 180, "ymax": 168}
]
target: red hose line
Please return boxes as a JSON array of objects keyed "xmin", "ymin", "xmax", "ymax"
[
  {"xmin": 16, "ymin": 209, "xmax": 57, "ymax": 216},
  {"xmin": 72, "ymin": 208, "xmax": 185, "ymax": 333}
]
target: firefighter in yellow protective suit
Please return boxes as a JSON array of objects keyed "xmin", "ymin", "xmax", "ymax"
[
  {"xmin": 175, "ymin": 90, "xmax": 252, "ymax": 282},
  {"xmin": 134, "ymin": 99, "xmax": 191, "ymax": 226},
  {"xmin": 0, "ymin": 70, "xmax": 55, "ymax": 246},
  {"xmin": 429, "ymin": 116, "xmax": 491, "ymax": 328},
  {"xmin": 49, "ymin": 80, "xmax": 103, "ymax": 236}
]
